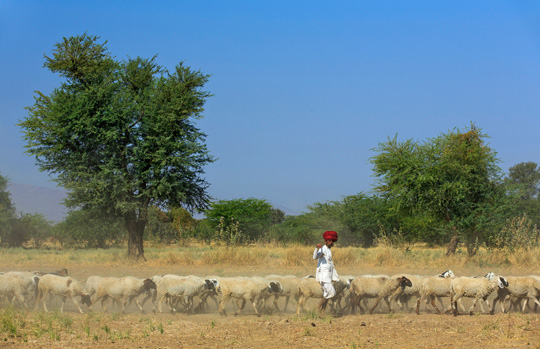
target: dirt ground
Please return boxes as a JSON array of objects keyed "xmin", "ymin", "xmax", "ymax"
[{"xmin": 2, "ymin": 263, "xmax": 540, "ymax": 348}]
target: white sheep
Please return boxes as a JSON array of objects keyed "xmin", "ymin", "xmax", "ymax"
[
  {"xmin": 296, "ymin": 277, "xmax": 350, "ymax": 316},
  {"xmin": 350, "ymin": 276, "xmax": 412, "ymax": 314},
  {"xmin": 450, "ymin": 272, "xmax": 509, "ymax": 315},
  {"xmin": 217, "ymin": 277, "xmax": 282, "ymax": 316},
  {"xmin": 264, "ymin": 275, "xmax": 313, "ymax": 312},
  {"xmin": 0, "ymin": 275, "xmax": 32, "ymax": 308},
  {"xmin": 391, "ymin": 270, "xmax": 454, "ymax": 312},
  {"xmin": 85, "ymin": 276, "xmax": 126, "ymax": 311},
  {"xmin": 154, "ymin": 275, "xmax": 219, "ymax": 314},
  {"xmin": 34, "ymin": 274, "xmax": 91, "ymax": 313},
  {"xmin": 491, "ymin": 276, "xmax": 540, "ymax": 313},
  {"xmin": 3, "ymin": 271, "xmax": 40, "ymax": 304},
  {"xmin": 92, "ymin": 276, "xmax": 157, "ymax": 313},
  {"xmin": 413, "ymin": 270, "xmax": 457, "ymax": 315}
]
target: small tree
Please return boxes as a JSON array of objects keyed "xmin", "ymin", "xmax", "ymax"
[
  {"xmin": 0, "ymin": 173, "xmax": 16, "ymax": 246},
  {"xmin": 55, "ymin": 209, "xmax": 125, "ymax": 248},
  {"xmin": 205, "ymin": 198, "xmax": 274, "ymax": 242}
]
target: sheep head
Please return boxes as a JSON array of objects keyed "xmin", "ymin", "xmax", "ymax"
[
  {"xmin": 81, "ymin": 294, "xmax": 92, "ymax": 307},
  {"xmin": 398, "ymin": 276, "xmax": 412, "ymax": 290},
  {"xmin": 144, "ymin": 278, "xmax": 157, "ymax": 290},
  {"xmin": 439, "ymin": 270, "xmax": 454, "ymax": 278},
  {"xmin": 268, "ymin": 281, "xmax": 282, "ymax": 293},
  {"xmin": 204, "ymin": 279, "xmax": 219, "ymax": 290},
  {"xmin": 498, "ymin": 276, "xmax": 509, "ymax": 288}
]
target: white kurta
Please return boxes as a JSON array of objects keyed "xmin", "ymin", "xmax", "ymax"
[{"xmin": 313, "ymin": 245, "xmax": 339, "ymax": 283}]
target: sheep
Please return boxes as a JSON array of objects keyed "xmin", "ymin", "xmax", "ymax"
[
  {"xmin": 491, "ymin": 276, "xmax": 540, "ymax": 314},
  {"xmin": 154, "ymin": 275, "xmax": 219, "ymax": 314},
  {"xmin": 92, "ymin": 276, "xmax": 157, "ymax": 313},
  {"xmin": 85, "ymin": 276, "xmax": 126, "ymax": 311},
  {"xmin": 296, "ymin": 277, "xmax": 350, "ymax": 316},
  {"xmin": 217, "ymin": 277, "xmax": 282, "ymax": 316},
  {"xmin": 450, "ymin": 272, "xmax": 509, "ymax": 316},
  {"xmin": 0, "ymin": 274, "xmax": 33, "ymax": 308},
  {"xmin": 391, "ymin": 270, "xmax": 454, "ymax": 312},
  {"xmin": 3, "ymin": 271, "xmax": 40, "ymax": 304},
  {"xmin": 264, "ymin": 275, "xmax": 303, "ymax": 312},
  {"xmin": 249, "ymin": 276, "xmax": 283, "ymax": 313},
  {"xmin": 416, "ymin": 277, "xmax": 453, "ymax": 314},
  {"xmin": 351, "ymin": 276, "xmax": 412, "ymax": 314},
  {"xmin": 34, "ymin": 274, "xmax": 91, "ymax": 313}
]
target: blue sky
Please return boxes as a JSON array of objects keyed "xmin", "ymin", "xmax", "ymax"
[{"xmin": 1, "ymin": 1, "xmax": 540, "ymax": 215}]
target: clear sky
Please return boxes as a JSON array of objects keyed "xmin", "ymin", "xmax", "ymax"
[{"xmin": 1, "ymin": 1, "xmax": 540, "ymax": 215}]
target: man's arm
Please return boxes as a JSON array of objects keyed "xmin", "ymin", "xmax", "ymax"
[{"xmin": 313, "ymin": 244, "xmax": 323, "ymax": 260}]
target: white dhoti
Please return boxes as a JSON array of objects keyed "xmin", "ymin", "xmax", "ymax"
[{"xmin": 320, "ymin": 281, "xmax": 336, "ymax": 299}]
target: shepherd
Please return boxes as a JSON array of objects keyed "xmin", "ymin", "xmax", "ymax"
[{"xmin": 313, "ymin": 230, "xmax": 339, "ymax": 315}]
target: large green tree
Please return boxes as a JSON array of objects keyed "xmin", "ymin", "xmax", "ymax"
[
  {"xmin": 20, "ymin": 34, "xmax": 214, "ymax": 259},
  {"xmin": 370, "ymin": 124, "xmax": 505, "ymax": 256}
]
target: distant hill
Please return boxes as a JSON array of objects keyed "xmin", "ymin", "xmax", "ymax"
[{"xmin": 7, "ymin": 183, "xmax": 67, "ymax": 222}]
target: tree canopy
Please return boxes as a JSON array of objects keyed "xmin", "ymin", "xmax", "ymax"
[
  {"xmin": 19, "ymin": 34, "xmax": 214, "ymax": 259},
  {"xmin": 370, "ymin": 124, "xmax": 505, "ymax": 255}
]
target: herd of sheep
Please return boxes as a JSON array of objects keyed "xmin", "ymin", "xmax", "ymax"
[{"xmin": 1, "ymin": 268, "xmax": 540, "ymax": 317}]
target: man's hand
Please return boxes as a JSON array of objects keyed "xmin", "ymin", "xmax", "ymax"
[{"xmin": 316, "ymin": 243, "xmax": 322, "ymax": 249}]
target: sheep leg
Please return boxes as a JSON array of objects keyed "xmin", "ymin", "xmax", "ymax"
[
  {"xmin": 139, "ymin": 291, "xmax": 153, "ymax": 308},
  {"xmin": 369, "ymin": 296, "xmax": 383, "ymax": 314},
  {"xmin": 526, "ymin": 294, "xmax": 540, "ymax": 313},
  {"xmin": 384, "ymin": 297, "xmax": 393, "ymax": 313},
  {"xmin": 235, "ymin": 298, "xmax": 247, "ymax": 316},
  {"xmin": 468, "ymin": 297, "xmax": 480, "ymax": 315},
  {"xmin": 71, "ymin": 295, "xmax": 84, "ymax": 314},
  {"xmin": 281, "ymin": 295, "xmax": 291, "ymax": 312},
  {"xmin": 11, "ymin": 290, "xmax": 28, "ymax": 309},
  {"xmin": 41, "ymin": 290, "xmax": 50, "ymax": 312},
  {"xmin": 296, "ymin": 295, "xmax": 305, "ymax": 315},
  {"xmin": 101, "ymin": 295, "xmax": 109, "ymax": 313},
  {"xmin": 219, "ymin": 295, "xmax": 229, "ymax": 316},
  {"xmin": 430, "ymin": 296, "xmax": 444, "ymax": 314},
  {"xmin": 436, "ymin": 296, "xmax": 444, "ymax": 309},
  {"xmin": 157, "ymin": 293, "xmax": 166, "ymax": 313},
  {"xmin": 451, "ymin": 294, "xmax": 462, "ymax": 316},
  {"xmin": 251, "ymin": 298, "xmax": 261, "ymax": 317},
  {"xmin": 482, "ymin": 296, "xmax": 493, "ymax": 314},
  {"xmin": 273, "ymin": 294, "xmax": 282, "ymax": 312},
  {"xmin": 355, "ymin": 295, "xmax": 366, "ymax": 314},
  {"xmin": 34, "ymin": 288, "xmax": 43, "ymax": 311},
  {"xmin": 185, "ymin": 296, "xmax": 194, "ymax": 314},
  {"xmin": 59, "ymin": 296, "xmax": 67, "ymax": 313},
  {"xmin": 416, "ymin": 295, "xmax": 432, "ymax": 315},
  {"xmin": 134, "ymin": 296, "xmax": 145, "ymax": 313}
]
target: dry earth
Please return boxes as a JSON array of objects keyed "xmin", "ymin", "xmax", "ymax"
[{"xmin": 1, "ymin": 263, "xmax": 540, "ymax": 348}]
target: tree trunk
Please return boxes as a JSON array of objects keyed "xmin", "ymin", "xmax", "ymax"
[
  {"xmin": 446, "ymin": 227, "xmax": 460, "ymax": 256},
  {"xmin": 125, "ymin": 211, "xmax": 147, "ymax": 261}
]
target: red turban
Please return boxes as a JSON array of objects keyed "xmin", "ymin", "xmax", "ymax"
[{"xmin": 323, "ymin": 230, "xmax": 338, "ymax": 242}]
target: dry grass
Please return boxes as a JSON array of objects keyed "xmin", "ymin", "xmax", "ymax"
[{"xmin": 1, "ymin": 243, "xmax": 540, "ymax": 274}]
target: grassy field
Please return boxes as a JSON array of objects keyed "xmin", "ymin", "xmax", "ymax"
[{"xmin": 2, "ymin": 243, "xmax": 539, "ymax": 274}]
